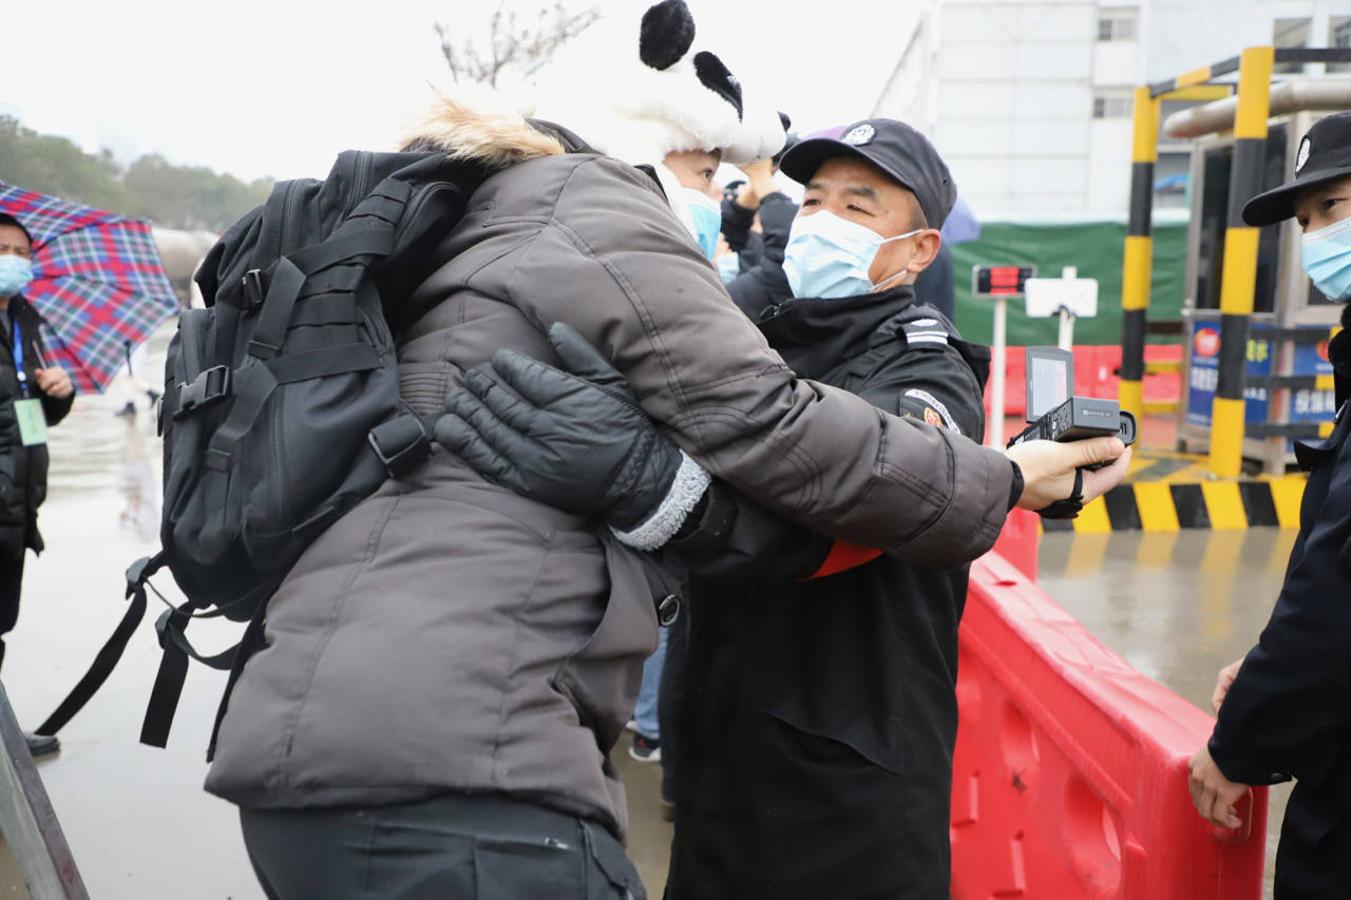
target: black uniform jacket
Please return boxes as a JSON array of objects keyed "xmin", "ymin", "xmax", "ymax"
[
  {"xmin": 0, "ymin": 296, "xmax": 73, "ymax": 557},
  {"xmin": 661, "ymin": 284, "xmax": 990, "ymax": 900},
  {"xmin": 1206, "ymin": 326, "xmax": 1351, "ymax": 899}
]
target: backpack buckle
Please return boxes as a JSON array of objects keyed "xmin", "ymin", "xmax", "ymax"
[
  {"xmin": 174, "ymin": 366, "xmax": 232, "ymax": 419},
  {"xmin": 241, "ymin": 269, "xmax": 268, "ymax": 309},
  {"xmin": 368, "ymin": 414, "xmax": 433, "ymax": 478}
]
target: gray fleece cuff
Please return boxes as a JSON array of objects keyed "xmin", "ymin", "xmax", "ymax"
[{"xmin": 611, "ymin": 452, "xmax": 712, "ymax": 551}]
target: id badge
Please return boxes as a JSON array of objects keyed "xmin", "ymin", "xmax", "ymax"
[{"xmin": 14, "ymin": 398, "xmax": 48, "ymax": 447}]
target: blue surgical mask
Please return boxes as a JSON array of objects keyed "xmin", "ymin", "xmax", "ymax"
[
  {"xmin": 1303, "ymin": 215, "xmax": 1351, "ymax": 303},
  {"xmin": 683, "ymin": 189, "xmax": 722, "ymax": 261},
  {"xmin": 782, "ymin": 211, "xmax": 919, "ymax": 299},
  {"xmin": 0, "ymin": 256, "xmax": 33, "ymax": 298}
]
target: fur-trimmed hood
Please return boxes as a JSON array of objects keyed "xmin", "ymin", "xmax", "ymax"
[{"xmin": 401, "ymin": 91, "xmax": 572, "ymax": 170}]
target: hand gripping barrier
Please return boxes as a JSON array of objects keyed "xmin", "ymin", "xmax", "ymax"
[{"xmin": 951, "ymin": 551, "xmax": 1267, "ymax": 899}]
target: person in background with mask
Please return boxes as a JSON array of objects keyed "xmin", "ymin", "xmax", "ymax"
[
  {"xmin": 439, "ymin": 117, "xmax": 1129, "ymax": 899},
  {"xmin": 1188, "ymin": 110, "xmax": 1351, "ymax": 899},
  {"xmin": 0, "ymin": 213, "xmax": 75, "ymax": 758},
  {"xmin": 718, "ymin": 137, "xmax": 798, "ymax": 300}
]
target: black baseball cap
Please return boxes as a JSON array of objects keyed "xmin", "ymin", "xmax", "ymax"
[
  {"xmin": 1243, "ymin": 111, "xmax": 1351, "ymax": 226},
  {"xmin": 778, "ymin": 118, "xmax": 957, "ymax": 229}
]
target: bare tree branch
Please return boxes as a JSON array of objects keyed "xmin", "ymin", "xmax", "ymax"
[{"xmin": 435, "ymin": 2, "xmax": 600, "ymax": 87}]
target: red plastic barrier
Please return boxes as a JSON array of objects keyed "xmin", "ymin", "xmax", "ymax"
[
  {"xmin": 990, "ymin": 509, "xmax": 1039, "ymax": 583},
  {"xmin": 986, "ymin": 345, "xmax": 1182, "ymax": 418},
  {"xmin": 952, "ymin": 552, "xmax": 1267, "ymax": 899}
]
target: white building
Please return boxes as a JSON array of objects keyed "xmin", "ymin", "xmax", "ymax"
[{"xmin": 872, "ymin": 0, "xmax": 1351, "ymax": 219}]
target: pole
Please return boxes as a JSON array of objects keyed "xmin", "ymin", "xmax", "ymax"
[
  {"xmin": 1208, "ymin": 46, "xmax": 1275, "ymax": 477},
  {"xmin": 1058, "ymin": 310, "xmax": 1076, "ymax": 352},
  {"xmin": 990, "ymin": 296, "xmax": 1007, "ymax": 448},
  {"xmin": 0, "ymin": 683, "xmax": 88, "ymax": 899},
  {"xmin": 1119, "ymin": 86, "xmax": 1161, "ymax": 427},
  {"xmin": 1058, "ymin": 266, "xmax": 1078, "ymax": 351}
]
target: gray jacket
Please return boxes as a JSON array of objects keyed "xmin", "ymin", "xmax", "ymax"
[{"xmin": 205, "ymin": 109, "xmax": 1014, "ymax": 839}]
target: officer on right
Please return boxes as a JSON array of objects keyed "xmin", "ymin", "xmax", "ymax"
[{"xmin": 1188, "ymin": 110, "xmax": 1351, "ymax": 897}]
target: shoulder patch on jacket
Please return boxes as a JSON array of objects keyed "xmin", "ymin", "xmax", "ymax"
[
  {"xmin": 903, "ymin": 388, "xmax": 961, "ymax": 434},
  {"xmin": 900, "ymin": 316, "xmax": 950, "ymax": 349}
]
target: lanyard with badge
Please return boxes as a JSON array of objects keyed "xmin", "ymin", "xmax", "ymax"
[{"xmin": 11, "ymin": 317, "xmax": 48, "ymax": 447}]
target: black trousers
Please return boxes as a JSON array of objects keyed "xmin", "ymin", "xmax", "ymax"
[
  {"xmin": 240, "ymin": 793, "xmax": 646, "ymax": 900},
  {"xmin": 0, "ymin": 552, "xmax": 26, "ymax": 673}
]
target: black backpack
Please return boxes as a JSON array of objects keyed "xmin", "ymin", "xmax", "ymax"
[{"xmin": 39, "ymin": 150, "xmax": 486, "ymax": 752}]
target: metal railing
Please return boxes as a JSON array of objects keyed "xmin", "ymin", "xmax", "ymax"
[{"xmin": 0, "ymin": 683, "xmax": 87, "ymax": 899}]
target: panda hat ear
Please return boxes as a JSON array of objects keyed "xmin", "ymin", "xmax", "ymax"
[
  {"xmin": 529, "ymin": 0, "xmax": 787, "ymax": 168},
  {"xmin": 640, "ymin": 0, "xmax": 696, "ymax": 71}
]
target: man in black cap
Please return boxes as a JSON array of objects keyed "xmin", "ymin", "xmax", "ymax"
[
  {"xmin": 437, "ymin": 117, "xmax": 1129, "ymax": 898},
  {"xmin": 1188, "ymin": 110, "xmax": 1351, "ymax": 899}
]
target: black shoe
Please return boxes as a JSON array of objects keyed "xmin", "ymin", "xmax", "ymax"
[
  {"xmin": 24, "ymin": 732, "xmax": 60, "ymax": 757},
  {"xmin": 114, "ymin": 402, "xmax": 137, "ymax": 419}
]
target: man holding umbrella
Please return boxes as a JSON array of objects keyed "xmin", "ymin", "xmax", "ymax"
[{"xmin": 0, "ymin": 212, "xmax": 74, "ymax": 757}]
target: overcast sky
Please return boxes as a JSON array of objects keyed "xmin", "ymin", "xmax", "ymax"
[{"xmin": 7, "ymin": 0, "xmax": 906, "ymax": 182}]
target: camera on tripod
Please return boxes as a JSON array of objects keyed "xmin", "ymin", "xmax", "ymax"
[{"xmin": 1006, "ymin": 347, "xmax": 1137, "ymax": 468}]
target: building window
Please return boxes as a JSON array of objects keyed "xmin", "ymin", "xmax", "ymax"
[
  {"xmin": 1273, "ymin": 17, "xmax": 1312, "ymax": 74},
  {"xmin": 1331, "ymin": 17, "xmax": 1351, "ymax": 74},
  {"xmin": 1093, "ymin": 91, "xmax": 1133, "ymax": 119},
  {"xmin": 1097, "ymin": 12, "xmax": 1137, "ymax": 42}
]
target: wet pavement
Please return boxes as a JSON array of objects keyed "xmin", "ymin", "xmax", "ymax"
[{"xmin": 0, "ymin": 331, "xmax": 1291, "ymax": 897}]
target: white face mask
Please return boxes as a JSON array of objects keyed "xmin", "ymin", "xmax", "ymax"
[{"xmin": 781, "ymin": 211, "xmax": 919, "ymax": 299}]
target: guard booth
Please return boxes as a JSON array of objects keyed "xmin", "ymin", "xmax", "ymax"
[
  {"xmin": 1173, "ymin": 93, "xmax": 1347, "ymax": 472},
  {"xmin": 1118, "ymin": 48, "xmax": 1351, "ymax": 476}
]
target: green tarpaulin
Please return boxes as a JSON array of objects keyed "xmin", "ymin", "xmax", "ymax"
[{"xmin": 951, "ymin": 218, "xmax": 1189, "ymax": 346}]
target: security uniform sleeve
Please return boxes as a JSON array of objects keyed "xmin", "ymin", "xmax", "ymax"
[
  {"xmin": 1207, "ymin": 414, "xmax": 1351, "ymax": 786},
  {"xmin": 669, "ymin": 323, "xmax": 988, "ymax": 583}
]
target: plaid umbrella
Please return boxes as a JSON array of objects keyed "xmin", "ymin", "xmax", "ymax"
[{"xmin": 0, "ymin": 184, "xmax": 179, "ymax": 393}]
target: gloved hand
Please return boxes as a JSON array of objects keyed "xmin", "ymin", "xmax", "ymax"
[{"xmin": 436, "ymin": 323, "xmax": 710, "ymax": 548}]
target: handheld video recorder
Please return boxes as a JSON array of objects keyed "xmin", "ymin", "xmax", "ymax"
[{"xmin": 1005, "ymin": 347, "xmax": 1137, "ymax": 468}]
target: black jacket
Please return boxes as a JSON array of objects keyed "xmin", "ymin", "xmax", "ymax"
[
  {"xmin": 1207, "ymin": 323, "xmax": 1351, "ymax": 899},
  {"xmin": 662, "ymin": 285, "xmax": 990, "ymax": 900},
  {"xmin": 0, "ymin": 296, "xmax": 72, "ymax": 556},
  {"xmin": 722, "ymin": 191, "xmax": 796, "ymax": 311}
]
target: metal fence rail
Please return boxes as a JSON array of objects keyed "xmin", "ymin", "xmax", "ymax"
[{"xmin": 0, "ymin": 683, "xmax": 87, "ymax": 900}]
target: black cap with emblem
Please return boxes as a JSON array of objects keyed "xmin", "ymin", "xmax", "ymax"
[
  {"xmin": 1243, "ymin": 110, "xmax": 1351, "ymax": 226},
  {"xmin": 778, "ymin": 118, "xmax": 957, "ymax": 229}
]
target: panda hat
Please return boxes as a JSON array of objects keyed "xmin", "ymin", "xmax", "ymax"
[{"xmin": 531, "ymin": 0, "xmax": 788, "ymax": 169}]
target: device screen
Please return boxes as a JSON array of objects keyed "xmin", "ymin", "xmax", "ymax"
[{"xmin": 1029, "ymin": 356, "xmax": 1070, "ymax": 420}]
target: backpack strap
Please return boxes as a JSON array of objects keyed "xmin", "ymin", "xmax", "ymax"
[
  {"xmin": 139, "ymin": 607, "xmax": 233, "ymax": 748},
  {"xmin": 35, "ymin": 553, "xmax": 167, "ymax": 737},
  {"xmin": 247, "ymin": 227, "xmax": 396, "ymax": 361}
]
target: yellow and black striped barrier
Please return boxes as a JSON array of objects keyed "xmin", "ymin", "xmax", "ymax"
[
  {"xmin": 1118, "ymin": 83, "xmax": 1229, "ymax": 426},
  {"xmin": 1118, "ymin": 86, "xmax": 1159, "ymax": 427},
  {"xmin": 1041, "ymin": 476, "xmax": 1307, "ymax": 534},
  {"xmin": 1208, "ymin": 46, "xmax": 1274, "ymax": 478}
]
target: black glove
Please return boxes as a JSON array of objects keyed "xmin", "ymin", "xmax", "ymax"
[{"xmin": 436, "ymin": 323, "xmax": 691, "ymax": 534}]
